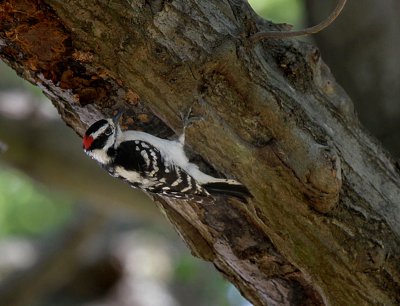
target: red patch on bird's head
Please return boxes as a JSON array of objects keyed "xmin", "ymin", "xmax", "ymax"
[{"xmin": 83, "ymin": 135, "xmax": 94, "ymax": 150}]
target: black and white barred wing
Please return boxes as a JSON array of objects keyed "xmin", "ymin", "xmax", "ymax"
[{"xmin": 113, "ymin": 140, "xmax": 211, "ymax": 199}]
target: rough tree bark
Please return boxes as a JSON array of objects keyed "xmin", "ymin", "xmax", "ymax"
[{"xmin": 1, "ymin": 1, "xmax": 399, "ymax": 305}]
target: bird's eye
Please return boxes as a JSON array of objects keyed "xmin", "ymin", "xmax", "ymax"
[{"xmin": 105, "ymin": 127, "xmax": 112, "ymax": 135}]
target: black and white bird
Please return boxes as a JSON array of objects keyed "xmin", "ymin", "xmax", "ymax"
[{"xmin": 82, "ymin": 111, "xmax": 251, "ymax": 202}]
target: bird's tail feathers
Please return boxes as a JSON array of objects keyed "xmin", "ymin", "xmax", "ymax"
[{"xmin": 202, "ymin": 180, "xmax": 252, "ymax": 203}]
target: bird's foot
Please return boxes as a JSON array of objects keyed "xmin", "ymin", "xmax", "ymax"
[{"xmin": 178, "ymin": 104, "xmax": 204, "ymax": 145}]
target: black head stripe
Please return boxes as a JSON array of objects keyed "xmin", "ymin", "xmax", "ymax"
[
  {"xmin": 85, "ymin": 119, "xmax": 108, "ymax": 136},
  {"xmin": 90, "ymin": 133, "xmax": 110, "ymax": 151}
]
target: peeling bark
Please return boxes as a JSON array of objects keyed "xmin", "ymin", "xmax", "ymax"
[{"xmin": 1, "ymin": 0, "xmax": 399, "ymax": 305}]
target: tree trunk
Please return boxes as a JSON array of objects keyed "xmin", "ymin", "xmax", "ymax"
[{"xmin": 1, "ymin": 1, "xmax": 399, "ymax": 305}]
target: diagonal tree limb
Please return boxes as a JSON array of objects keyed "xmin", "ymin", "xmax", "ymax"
[{"xmin": 0, "ymin": 0, "xmax": 399, "ymax": 305}]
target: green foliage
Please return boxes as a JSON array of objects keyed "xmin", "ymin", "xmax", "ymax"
[
  {"xmin": 0, "ymin": 166, "xmax": 74, "ymax": 237},
  {"xmin": 249, "ymin": 0, "xmax": 304, "ymax": 28},
  {"xmin": 0, "ymin": 61, "xmax": 43, "ymax": 98},
  {"xmin": 174, "ymin": 253, "xmax": 201, "ymax": 281}
]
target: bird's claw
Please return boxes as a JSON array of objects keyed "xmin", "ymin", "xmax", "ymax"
[
  {"xmin": 180, "ymin": 105, "xmax": 204, "ymax": 129},
  {"xmin": 178, "ymin": 104, "xmax": 204, "ymax": 145}
]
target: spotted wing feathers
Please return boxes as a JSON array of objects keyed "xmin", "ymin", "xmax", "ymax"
[{"xmin": 111, "ymin": 140, "xmax": 211, "ymax": 200}]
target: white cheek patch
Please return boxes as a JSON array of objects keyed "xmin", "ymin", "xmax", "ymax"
[
  {"xmin": 92, "ymin": 125, "xmax": 108, "ymax": 138},
  {"xmin": 91, "ymin": 119, "xmax": 115, "ymax": 139}
]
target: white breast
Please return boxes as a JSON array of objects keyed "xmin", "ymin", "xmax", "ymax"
[{"xmin": 88, "ymin": 149, "xmax": 112, "ymax": 165}]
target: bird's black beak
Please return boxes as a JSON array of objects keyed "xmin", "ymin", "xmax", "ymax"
[{"xmin": 112, "ymin": 109, "xmax": 125, "ymax": 125}]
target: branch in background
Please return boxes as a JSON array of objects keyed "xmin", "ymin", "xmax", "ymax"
[
  {"xmin": 250, "ymin": 0, "xmax": 347, "ymax": 41},
  {"xmin": 0, "ymin": 207, "xmax": 110, "ymax": 306},
  {"xmin": 0, "ymin": 140, "xmax": 7, "ymax": 154}
]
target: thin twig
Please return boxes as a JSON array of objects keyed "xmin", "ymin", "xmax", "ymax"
[{"xmin": 250, "ymin": 0, "xmax": 347, "ymax": 42}]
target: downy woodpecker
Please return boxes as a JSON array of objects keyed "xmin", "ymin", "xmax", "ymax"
[{"xmin": 82, "ymin": 111, "xmax": 251, "ymax": 202}]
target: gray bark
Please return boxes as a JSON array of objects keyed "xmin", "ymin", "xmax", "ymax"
[{"xmin": 1, "ymin": 0, "xmax": 399, "ymax": 305}]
